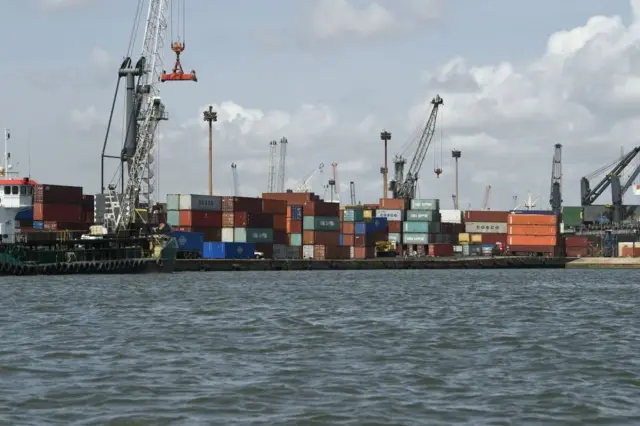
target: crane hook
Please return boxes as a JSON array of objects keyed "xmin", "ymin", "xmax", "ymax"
[{"xmin": 434, "ymin": 168, "xmax": 442, "ymax": 178}]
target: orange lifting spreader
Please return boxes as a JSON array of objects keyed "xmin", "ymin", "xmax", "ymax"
[{"xmin": 160, "ymin": 41, "xmax": 197, "ymax": 82}]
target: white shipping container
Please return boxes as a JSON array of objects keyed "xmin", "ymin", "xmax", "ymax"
[
  {"xmin": 465, "ymin": 221, "xmax": 507, "ymax": 234},
  {"xmin": 221, "ymin": 228, "xmax": 234, "ymax": 242},
  {"xmin": 440, "ymin": 209, "xmax": 462, "ymax": 223},
  {"xmin": 178, "ymin": 194, "xmax": 222, "ymax": 211},
  {"xmin": 453, "ymin": 245, "xmax": 463, "ymax": 253},
  {"xmin": 273, "ymin": 244, "xmax": 288, "ymax": 259},
  {"xmin": 375, "ymin": 209, "xmax": 403, "ymax": 221},
  {"xmin": 302, "ymin": 245, "xmax": 314, "ymax": 259},
  {"xmin": 349, "ymin": 246, "xmax": 355, "ymax": 259}
]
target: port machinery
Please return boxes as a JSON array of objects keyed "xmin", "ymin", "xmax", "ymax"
[
  {"xmin": 100, "ymin": 0, "xmax": 196, "ymax": 236},
  {"xmin": 388, "ymin": 95, "xmax": 444, "ymax": 203}
]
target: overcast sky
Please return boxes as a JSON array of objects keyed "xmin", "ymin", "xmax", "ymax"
[{"xmin": 2, "ymin": 0, "xmax": 639, "ymax": 210}]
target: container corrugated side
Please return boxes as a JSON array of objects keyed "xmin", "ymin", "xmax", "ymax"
[
  {"xmin": 170, "ymin": 231, "xmax": 204, "ymax": 252},
  {"xmin": 439, "ymin": 209, "xmax": 462, "ymax": 223},
  {"xmin": 403, "ymin": 233, "xmax": 429, "ymax": 244},
  {"xmin": 403, "ymin": 221, "xmax": 440, "ymax": 233},
  {"xmin": 289, "ymin": 233, "xmax": 302, "ymax": 246},
  {"xmin": 375, "ymin": 209, "xmax": 402, "ymax": 221},
  {"xmin": 302, "ymin": 245, "xmax": 314, "ymax": 259},
  {"xmin": 561, "ymin": 206, "xmax": 583, "ymax": 227},
  {"xmin": 246, "ymin": 228, "xmax": 274, "ymax": 243},
  {"xmin": 342, "ymin": 209, "xmax": 364, "ymax": 222},
  {"xmin": 410, "ymin": 199, "xmax": 439, "ymax": 210},
  {"xmin": 166, "ymin": 194, "xmax": 180, "ymax": 211},
  {"xmin": 406, "ymin": 210, "xmax": 440, "ymax": 221},
  {"xmin": 372, "ymin": 217, "xmax": 388, "ymax": 230},
  {"xmin": 355, "ymin": 222, "xmax": 376, "ymax": 234},
  {"xmin": 303, "ymin": 216, "xmax": 340, "ymax": 231},
  {"xmin": 388, "ymin": 232, "xmax": 401, "ymax": 243},
  {"xmin": 273, "ymin": 244, "xmax": 288, "ymax": 259},
  {"xmin": 465, "ymin": 221, "xmax": 507, "ymax": 234},
  {"xmin": 202, "ymin": 242, "xmax": 255, "ymax": 259},
  {"xmin": 179, "ymin": 194, "xmax": 222, "ymax": 211}
]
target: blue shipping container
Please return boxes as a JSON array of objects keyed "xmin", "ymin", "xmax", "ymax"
[
  {"xmin": 15, "ymin": 207, "xmax": 34, "ymax": 221},
  {"xmin": 290, "ymin": 205, "xmax": 303, "ymax": 220},
  {"xmin": 339, "ymin": 234, "xmax": 344, "ymax": 245},
  {"xmin": 33, "ymin": 221, "xmax": 43, "ymax": 230},
  {"xmin": 202, "ymin": 242, "xmax": 255, "ymax": 259},
  {"xmin": 169, "ymin": 231, "xmax": 204, "ymax": 252},
  {"xmin": 373, "ymin": 217, "xmax": 388, "ymax": 230},
  {"xmin": 355, "ymin": 222, "xmax": 377, "ymax": 234}
]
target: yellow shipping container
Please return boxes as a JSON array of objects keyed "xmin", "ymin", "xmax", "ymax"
[
  {"xmin": 470, "ymin": 234, "xmax": 482, "ymax": 243},
  {"xmin": 458, "ymin": 232, "xmax": 470, "ymax": 243},
  {"xmin": 363, "ymin": 209, "xmax": 373, "ymax": 219}
]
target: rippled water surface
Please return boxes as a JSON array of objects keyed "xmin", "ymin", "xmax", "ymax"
[{"xmin": 1, "ymin": 270, "xmax": 639, "ymax": 425}]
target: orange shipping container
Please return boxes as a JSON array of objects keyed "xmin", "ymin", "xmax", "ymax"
[
  {"xmin": 507, "ymin": 235, "xmax": 557, "ymax": 246},
  {"xmin": 388, "ymin": 221, "xmax": 402, "ymax": 233},
  {"xmin": 341, "ymin": 222, "xmax": 355, "ymax": 234},
  {"xmin": 378, "ymin": 198, "xmax": 404, "ymax": 210},
  {"xmin": 313, "ymin": 244, "xmax": 349, "ymax": 259},
  {"xmin": 507, "ymin": 214, "xmax": 558, "ymax": 226},
  {"xmin": 353, "ymin": 246, "xmax": 376, "ymax": 259},
  {"xmin": 508, "ymin": 224, "xmax": 558, "ymax": 236},
  {"xmin": 273, "ymin": 214, "xmax": 286, "ymax": 231},
  {"xmin": 342, "ymin": 234, "xmax": 355, "ymax": 246},
  {"xmin": 222, "ymin": 212, "xmax": 234, "ymax": 227},
  {"xmin": 262, "ymin": 198, "xmax": 287, "ymax": 215},
  {"xmin": 262, "ymin": 192, "xmax": 320, "ymax": 204}
]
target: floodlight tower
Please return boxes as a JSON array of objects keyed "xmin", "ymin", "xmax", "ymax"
[{"xmin": 451, "ymin": 149, "xmax": 461, "ymax": 209}]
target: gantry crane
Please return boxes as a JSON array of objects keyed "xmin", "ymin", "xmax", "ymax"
[
  {"xmin": 388, "ymin": 95, "xmax": 443, "ymax": 202},
  {"xmin": 549, "ymin": 143, "xmax": 562, "ymax": 211},
  {"xmin": 292, "ymin": 163, "xmax": 324, "ymax": 192},
  {"xmin": 101, "ymin": 0, "xmax": 196, "ymax": 233},
  {"xmin": 231, "ymin": 163, "xmax": 239, "ymax": 196},
  {"xmin": 580, "ymin": 145, "xmax": 640, "ymax": 222}
]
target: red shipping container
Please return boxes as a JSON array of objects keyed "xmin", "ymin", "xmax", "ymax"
[
  {"xmin": 564, "ymin": 236, "xmax": 589, "ymax": 248},
  {"xmin": 262, "ymin": 192, "xmax": 320, "ymax": 204},
  {"xmin": 479, "ymin": 233, "xmax": 507, "ymax": 245},
  {"xmin": 354, "ymin": 234, "xmax": 376, "ymax": 247},
  {"xmin": 33, "ymin": 203, "xmax": 83, "ymax": 222},
  {"xmin": 287, "ymin": 219, "xmax": 302, "ymax": 234},
  {"xmin": 82, "ymin": 195, "xmax": 95, "ymax": 212},
  {"xmin": 428, "ymin": 243, "xmax": 454, "ymax": 257},
  {"xmin": 342, "ymin": 222, "xmax": 355, "ymax": 234},
  {"xmin": 262, "ymin": 199, "xmax": 287, "ymax": 215},
  {"xmin": 353, "ymin": 246, "xmax": 376, "ymax": 259},
  {"xmin": 222, "ymin": 212, "xmax": 235, "ymax": 227},
  {"xmin": 234, "ymin": 212, "xmax": 273, "ymax": 228},
  {"xmin": 221, "ymin": 196, "xmax": 263, "ymax": 213},
  {"xmin": 179, "ymin": 211, "xmax": 222, "ymax": 228},
  {"xmin": 342, "ymin": 234, "xmax": 355, "ymax": 246},
  {"xmin": 566, "ymin": 246, "xmax": 589, "ymax": 257},
  {"xmin": 464, "ymin": 210, "xmax": 509, "ymax": 222},
  {"xmin": 273, "ymin": 214, "xmax": 286, "ymax": 231},
  {"xmin": 303, "ymin": 201, "xmax": 340, "ymax": 216},
  {"xmin": 388, "ymin": 221, "xmax": 402, "ymax": 233},
  {"xmin": 375, "ymin": 229, "xmax": 389, "ymax": 242},
  {"xmin": 255, "ymin": 243, "xmax": 273, "ymax": 258},
  {"xmin": 34, "ymin": 184, "xmax": 83, "ymax": 205},
  {"xmin": 273, "ymin": 231, "xmax": 288, "ymax": 245},
  {"xmin": 303, "ymin": 230, "xmax": 340, "ymax": 246}
]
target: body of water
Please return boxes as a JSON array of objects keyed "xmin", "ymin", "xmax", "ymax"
[{"xmin": 1, "ymin": 269, "xmax": 639, "ymax": 425}]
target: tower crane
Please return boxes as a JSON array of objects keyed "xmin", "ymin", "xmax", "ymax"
[
  {"xmin": 100, "ymin": 0, "xmax": 196, "ymax": 233},
  {"xmin": 231, "ymin": 163, "xmax": 239, "ymax": 196},
  {"xmin": 292, "ymin": 163, "xmax": 324, "ymax": 192},
  {"xmin": 388, "ymin": 95, "xmax": 443, "ymax": 202},
  {"xmin": 580, "ymin": 145, "xmax": 640, "ymax": 222},
  {"xmin": 277, "ymin": 137, "xmax": 287, "ymax": 192},
  {"xmin": 549, "ymin": 143, "xmax": 562, "ymax": 211},
  {"xmin": 267, "ymin": 140, "xmax": 277, "ymax": 192}
]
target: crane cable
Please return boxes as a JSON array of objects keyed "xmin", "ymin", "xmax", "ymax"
[{"xmin": 171, "ymin": 0, "xmax": 187, "ymax": 42}]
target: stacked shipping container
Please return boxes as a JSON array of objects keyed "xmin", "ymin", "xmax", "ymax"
[
  {"xmin": 32, "ymin": 184, "xmax": 88, "ymax": 231},
  {"xmin": 564, "ymin": 235, "xmax": 589, "ymax": 257},
  {"xmin": 167, "ymin": 194, "xmax": 224, "ymax": 249},
  {"xmin": 403, "ymin": 199, "xmax": 440, "ymax": 255},
  {"xmin": 302, "ymin": 200, "xmax": 346, "ymax": 259},
  {"xmin": 507, "ymin": 211, "xmax": 560, "ymax": 255},
  {"xmin": 460, "ymin": 210, "xmax": 509, "ymax": 256}
]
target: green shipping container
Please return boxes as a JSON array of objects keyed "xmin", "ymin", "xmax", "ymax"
[
  {"xmin": 410, "ymin": 198, "xmax": 440, "ymax": 210},
  {"xmin": 234, "ymin": 227, "xmax": 247, "ymax": 242},
  {"xmin": 303, "ymin": 216, "xmax": 340, "ymax": 231},
  {"xmin": 406, "ymin": 209, "xmax": 441, "ymax": 221},
  {"xmin": 289, "ymin": 233, "xmax": 302, "ymax": 246},
  {"xmin": 561, "ymin": 206, "xmax": 583, "ymax": 227},
  {"xmin": 388, "ymin": 232, "xmax": 402, "ymax": 243},
  {"xmin": 403, "ymin": 233, "xmax": 430, "ymax": 244},
  {"xmin": 167, "ymin": 211, "xmax": 180, "ymax": 226},
  {"xmin": 246, "ymin": 228, "xmax": 274, "ymax": 243},
  {"xmin": 342, "ymin": 209, "xmax": 364, "ymax": 222},
  {"xmin": 403, "ymin": 221, "xmax": 441, "ymax": 233}
]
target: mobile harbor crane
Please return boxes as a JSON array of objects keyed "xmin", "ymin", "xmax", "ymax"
[{"xmin": 100, "ymin": 0, "xmax": 196, "ymax": 235}]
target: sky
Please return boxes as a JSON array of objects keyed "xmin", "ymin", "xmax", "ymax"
[{"xmin": 2, "ymin": 0, "xmax": 640, "ymax": 210}]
